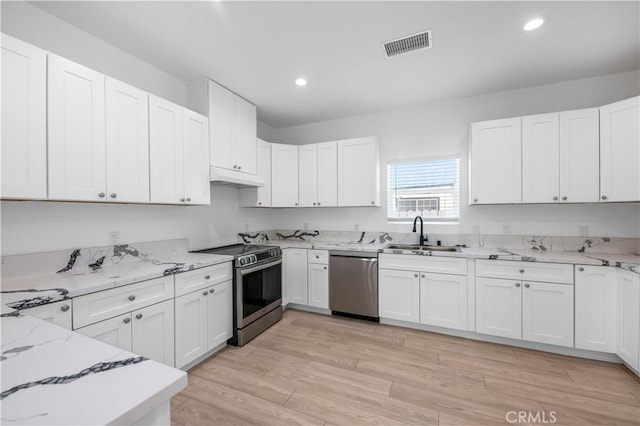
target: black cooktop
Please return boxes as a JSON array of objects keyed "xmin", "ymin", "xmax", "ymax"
[{"xmin": 194, "ymin": 244, "xmax": 275, "ymax": 257}]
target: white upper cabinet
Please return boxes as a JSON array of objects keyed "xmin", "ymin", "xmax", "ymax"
[
  {"xmin": 271, "ymin": 143, "xmax": 299, "ymax": 207},
  {"xmin": 470, "ymin": 118, "xmax": 522, "ymax": 204},
  {"xmin": 298, "ymin": 144, "xmax": 318, "ymax": 207},
  {"xmin": 235, "ymin": 96, "xmax": 258, "ymax": 175},
  {"xmin": 48, "ymin": 55, "xmax": 106, "ymax": 201},
  {"xmin": 522, "ymin": 113, "xmax": 560, "ymax": 203},
  {"xmin": 337, "ymin": 137, "xmax": 380, "ymax": 207},
  {"xmin": 559, "ymin": 109, "xmax": 600, "ymax": 203},
  {"xmin": 1, "ymin": 34, "xmax": 47, "ymax": 200},
  {"xmin": 239, "ymin": 138, "xmax": 272, "ymax": 207},
  {"xmin": 600, "ymin": 96, "xmax": 640, "ymax": 202},
  {"xmin": 317, "ymin": 141, "xmax": 338, "ymax": 207},
  {"xmin": 105, "ymin": 78, "xmax": 149, "ymax": 203},
  {"xmin": 183, "ymin": 109, "xmax": 211, "ymax": 205}
]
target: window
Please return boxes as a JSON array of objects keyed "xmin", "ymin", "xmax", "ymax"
[{"xmin": 387, "ymin": 158, "xmax": 460, "ymax": 222}]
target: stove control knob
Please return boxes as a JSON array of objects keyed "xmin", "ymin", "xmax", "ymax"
[{"xmin": 239, "ymin": 258, "xmax": 246, "ymax": 266}]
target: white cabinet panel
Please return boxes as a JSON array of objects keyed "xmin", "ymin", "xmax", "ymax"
[
  {"xmin": 559, "ymin": 108, "xmax": 600, "ymax": 203},
  {"xmin": 76, "ymin": 313, "xmax": 132, "ymax": 351},
  {"xmin": 522, "ymin": 281, "xmax": 573, "ymax": 348},
  {"xmin": 175, "ymin": 289, "xmax": 208, "ymax": 368},
  {"xmin": 317, "ymin": 141, "xmax": 338, "ymax": 207},
  {"xmin": 23, "ymin": 300, "xmax": 72, "ymax": 329},
  {"xmin": 271, "ymin": 143, "xmax": 299, "ymax": 207},
  {"xmin": 206, "ymin": 80, "xmax": 234, "ymax": 170},
  {"xmin": 600, "ymin": 96, "xmax": 640, "ymax": 202},
  {"xmin": 575, "ymin": 265, "xmax": 617, "ymax": 352},
  {"xmin": 337, "ymin": 137, "xmax": 380, "ymax": 207},
  {"xmin": 470, "ymin": 118, "xmax": 522, "ymax": 204},
  {"xmin": 378, "ymin": 269, "xmax": 420, "ymax": 323},
  {"xmin": 207, "ymin": 280, "xmax": 233, "ymax": 350},
  {"xmin": 475, "ymin": 260, "xmax": 573, "ymax": 284},
  {"xmin": 132, "ymin": 300, "xmax": 174, "ymax": 367},
  {"xmin": 183, "ymin": 109, "xmax": 210, "ymax": 205},
  {"xmin": 283, "ymin": 248, "xmax": 308, "ymax": 305},
  {"xmin": 308, "ymin": 263, "xmax": 329, "ymax": 309},
  {"xmin": 298, "ymin": 144, "xmax": 318, "ymax": 207},
  {"xmin": 522, "ymin": 113, "xmax": 559, "ymax": 203},
  {"xmin": 48, "ymin": 55, "xmax": 106, "ymax": 201},
  {"xmin": 419, "ymin": 273, "xmax": 467, "ymax": 331},
  {"xmin": 235, "ymin": 96, "xmax": 257, "ymax": 174},
  {"xmin": 149, "ymin": 96, "xmax": 184, "ymax": 204},
  {"xmin": 1, "ymin": 34, "xmax": 47, "ymax": 199},
  {"xmin": 380, "ymin": 254, "xmax": 467, "ymax": 275},
  {"xmin": 476, "ymin": 277, "xmax": 522, "ymax": 339},
  {"xmin": 105, "ymin": 78, "xmax": 149, "ymax": 203},
  {"xmin": 175, "ymin": 263, "xmax": 233, "ymax": 297},
  {"xmin": 617, "ymin": 269, "xmax": 640, "ymax": 371}
]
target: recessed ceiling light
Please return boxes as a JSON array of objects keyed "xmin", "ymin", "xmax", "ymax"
[
  {"xmin": 523, "ymin": 17, "xmax": 545, "ymax": 31},
  {"xmin": 295, "ymin": 78, "xmax": 307, "ymax": 87}
]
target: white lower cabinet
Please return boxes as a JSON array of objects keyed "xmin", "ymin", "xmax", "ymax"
[
  {"xmin": 308, "ymin": 263, "xmax": 329, "ymax": 309},
  {"xmin": 419, "ymin": 273, "xmax": 467, "ymax": 330},
  {"xmin": 76, "ymin": 313, "xmax": 133, "ymax": 352},
  {"xmin": 283, "ymin": 248, "xmax": 308, "ymax": 305},
  {"xmin": 22, "ymin": 300, "xmax": 72, "ymax": 329},
  {"xmin": 522, "ymin": 281, "xmax": 573, "ymax": 347},
  {"xmin": 575, "ymin": 265, "xmax": 617, "ymax": 352},
  {"xmin": 378, "ymin": 269, "xmax": 420, "ymax": 323},
  {"xmin": 476, "ymin": 277, "xmax": 522, "ymax": 339},
  {"xmin": 616, "ymin": 269, "xmax": 640, "ymax": 371},
  {"xmin": 207, "ymin": 280, "xmax": 233, "ymax": 350}
]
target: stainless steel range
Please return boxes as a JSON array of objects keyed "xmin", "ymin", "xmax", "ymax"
[{"xmin": 194, "ymin": 244, "xmax": 282, "ymax": 346}]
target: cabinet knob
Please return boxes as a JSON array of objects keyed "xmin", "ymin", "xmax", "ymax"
[
  {"xmin": 123, "ymin": 317, "xmax": 131, "ymax": 324},
  {"xmin": 519, "ymin": 269, "xmax": 525, "ymax": 273},
  {"xmin": 295, "ymin": 203, "xmax": 298, "ymax": 206},
  {"xmin": 562, "ymin": 196, "xmax": 567, "ymax": 201},
  {"xmin": 474, "ymin": 198, "xmax": 478, "ymax": 202},
  {"xmin": 128, "ymin": 295, "xmax": 136, "ymax": 301},
  {"xmin": 601, "ymin": 195, "xmax": 608, "ymax": 200},
  {"xmin": 60, "ymin": 304, "xmax": 70, "ymax": 312},
  {"xmin": 205, "ymin": 275, "xmax": 211, "ymax": 280},
  {"xmin": 515, "ymin": 283, "xmax": 521, "ymax": 287},
  {"xmin": 553, "ymin": 196, "xmax": 558, "ymax": 201},
  {"xmin": 258, "ymin": 202, "xmax": 262, "ymax": 206},
  {"xmin": 186, "ymin": 197, "xmax": 191, "ymax": 202},
  {"xmin": 233, "ymin": 165, "xmax": 237, "ymax": 169},
  {"xmin": 524, "ymin": 283, "xmax": 530, "ymax": 288},
  {"xmin": 209, "ymin": 289, "xmax": 215, "ymax": 294},
  {"xmin": 578, "ymin": 267, "xmax": 584, "ymax": 272},
  {"xmin": 316, "ymin": 255, "xmax": 319, "ymax": 259},
  {"xmin": 136, "ymin": 313, "xmax": 143, "ymax": 320},
  {"xmin": 421, "ymin": 274, "xmax": 426, "ymax": 278},
  {"xmin": 110, "ymin": 193, "xmax": 117, "ymax": 199},
  {"xmin": 238, "ymin": 166, "xmax": 242, "ymax": 170},
  {"xmin": 318, "ymin": 202, "xmax": 321, "ymax": 206},
  {"xmin": 98, "ymin": 192, "xmax": 106, "ymax": 198},
  {"xmin": 371, "ymin": 201, "xmax": 375, "ymax": 205},
  {"xmin": 414, "ymin": 273, "xmax": 419, "ymax": 278},
  {"xmin": 180, "ymin": 198, "xmax": 185, "ymax": 202},
  {"xmin": 203, "ymin": 291, "xmax": 208, "ymax": 296},
  {"xmin": 313, "ymin": 202, "xmax": 316, "ymax": 206},
  {"xmin": 324, "ymin": 266, "xmax": 327, "ymax": 270}
]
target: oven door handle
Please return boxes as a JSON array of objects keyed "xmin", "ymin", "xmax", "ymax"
[{"xmin": 240, "ymin": 259, "xmax": 282, "ymax": 276}]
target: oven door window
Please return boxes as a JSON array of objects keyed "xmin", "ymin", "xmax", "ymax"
[{"xmin": 242, "ymin": 263, "xmax": 282, "ymax": 319}]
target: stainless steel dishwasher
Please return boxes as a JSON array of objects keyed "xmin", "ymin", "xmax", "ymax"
[{"xmin": 329, "ymin": 250, "xmax": 379, "ymax": 321}]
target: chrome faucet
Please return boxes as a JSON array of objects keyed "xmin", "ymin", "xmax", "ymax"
[{"xmin": 412, "ymin": 216, "xmax": 428, "ymax": 246}]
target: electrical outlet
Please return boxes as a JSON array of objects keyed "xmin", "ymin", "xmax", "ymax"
[
  {"xmin": 472, "ymin": 225, "xmax": 480, "ymax": 234},
  {"xmin": 578, "ymin": 225, "xmax": 589, "ymax": 237},
  {"xmin": 109, "ymin": 231, "xmax": 120, "ymax": 245},
  {"xmin": 502, "ymin": 224, "xmax": 512, "ymax": 235}
]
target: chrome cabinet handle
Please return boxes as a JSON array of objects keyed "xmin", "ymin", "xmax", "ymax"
[
  {"xmin": 318, "ymin": 202, "xmax": 321, "ymax": 206},
  {"xmin": 313, "ymin": 202, "xmax": 316, "ymax": 206},
  {"xmin": 519, "ymin": 269, "xmax": 525, "ymax": 273},
  {"xmin": 553, "ymin": 196, "xmax": 558, "ymax": 201},
  {"xmin": 123, "ymin": 317, "xmax": 131, "ymax": 324},
  {"xmin": 180, "ymin": 198, "xmax": 185, "ymax": 202},
  {"xmin": 203, "ymin": 291, "xmax": 208, "ymax": 296},
  {"xmin": 209, "ymin": 289, "xmax": 215, "ymax": 294},
  {"xmin": 316, "ymin": 255, "xmax": 320, "ymax": 259},
  {"xmin": 136, "ymin": 313, "xmax": 143, "ymax": 320},
  {"xmin": 60, "ymin": 304, "xmax": 70, "ymax": 312},
  {"xmin": 258, "ymin": 202, "xmax": 262, "ymax": 206},
  {"xmin": 601, "ymin": 195, "xmax": 608, "ymax": 200},
  {"xmin": 414, "ymin": 273, "xmax": 419, "ymax": 278},
  {"xmin": 205, "ymin": 275, "xmax": 211, "ymax": 280},
  {"xmin": 295, "ymin": 203, "xmax": 298, "ymax": 206},
  {"xmin": 515, "ymin": 283, "xmax": 521, "ymax": 287},
  {"xmin": 324, "ymin": 266, "xmax": 327, "ymax": 270},
  {"xmin": 233, "ymin": 165, "xmax": 237, "ymax": 169},
  {"xmin": 578, "ymin": 267, "xmax": 584, "ymax": 272},
  {"xmin": 98, "ymin": 192, "xmax": 106, "ymax": 198},
  {"xmin": 186, "ymin": 197, "xmax": 191, "ymax": 202},
  {"xmin": 238, "ymin": 165, "xmax": 242, "ymax": 170},
  {"xmin": 421, "ymin": 274, "xmax": 426, "ymax": 278},
  {"xmin": 562, "ymin": 196, "xmax": 567, "ymax": 201},
  {"xmin": 524, "ymin": 283, "xmax": 530, "ymax": 288},
  {"xmin": 110, "ymin": 193, "xmax": 117, "ymax": 199},
  {"xmin": 128, "ymin": 295, "xmax": 136, "ymax": 301},
  {"xmin": 371, "ymin": 201, "xmax": 375, "ymax": 205},
  {"xmin": 473, "ymin": 198, "xmax": 478, "ymax": 202}
]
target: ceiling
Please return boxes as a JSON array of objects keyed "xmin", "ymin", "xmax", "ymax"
[{"xmin": 30, "ymin": 1, "xmax": 639, "ymax": 128}]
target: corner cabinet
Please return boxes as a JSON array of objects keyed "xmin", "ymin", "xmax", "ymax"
[
  {"xmin": 616, "ymin": 269, "xmax": 640, "ymax": 372},
  {"xmin": 575, "ymin": 265, "xmax": 617, "ymax": 352},
  {"xmin": 271, "ymin": 144, "xmax": 299, "ymax": 207},
  {"xmin": 337, "ymin": 137, "xmax": 380, "ymax": 207},
  {"xmin": 1, "ymin": 34, "xmax": 47, "ymax": 200}
]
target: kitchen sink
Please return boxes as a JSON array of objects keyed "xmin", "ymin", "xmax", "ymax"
[{"xmin": 385, "ymin": 244, "xmax": 458, "ymax": 252}]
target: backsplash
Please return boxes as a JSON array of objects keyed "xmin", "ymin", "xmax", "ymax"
[{"xmin": 238, "ymin": 230, "xmax": 640, "ymax": 254}]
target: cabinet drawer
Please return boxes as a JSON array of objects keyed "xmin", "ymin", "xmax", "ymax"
[
  {"xmin": 73, "ymin": 276, "xmax": 174, "ymax": 329},
  {"xmin": 308, "ymin": 250, "xmax": 329, "ymax": 264},
  {"xmin": 22, "ymin": 300, "xmax": 72, "ymax": 329},
  {"xmin": 174, "ymin": 262, "xmax": 233, "ymax": 297},
  {"xmin": 476, "ymin": 260, "xmax": 573, "ymax": 284},
  {"xmin": 379, "ymin": 254, "xmax": 467, "ymax": 275}
]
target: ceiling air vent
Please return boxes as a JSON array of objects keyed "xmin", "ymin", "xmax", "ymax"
[{"xmin": 382, "ymin": 30, "xmax": 432, "ymax": 58}]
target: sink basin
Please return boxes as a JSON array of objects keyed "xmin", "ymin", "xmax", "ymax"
[{"xmin": 385, "ymin": 244, "xmax": 458, "ymax": 252}]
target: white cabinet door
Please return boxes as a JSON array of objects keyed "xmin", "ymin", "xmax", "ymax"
[
  {"xmin": 600, "ymin": 96, "xmax": 640, "ymax": 202},
  {"xmin": 206, "ymin": 80, "xmax": 235, "ymax": 171},
  {"xmin": 337, "ymin": 137, "xmax": 380, "ymax": 207},
  {"xmin": 76, "ymin": 314, "xmax": 132, "ymax": 351},
  {"xmin": 575, "ymin": 265, "xmax": 617, "ymax": 352},
  {"xmin": 308, "ymin": 263, "xmax": 329, "ymax": 309},
  {"xmin": 48, "ymin": 55, "xmax": 106, "ymax": 201},
  {"xmin": 149, "ymin": 96, "xmax": 184, "ymax": 204},
  {"xmin": 239, "ymin": 139, "xmax": 272, "ymax": 207},
  {"xmin": 283, "ymin": 249, "xmax": 308, "ymax": 305},
  {"xmin": 183, "ymin": 109, "xmax": 210, "ymax": 205},
  {"xmin": 271, "ymin": 143, "xmax": 299, "ymax": 207},
  {"xmin": 419, "ymin": 273, "xmax": 467, "ymax": 331},
  {"xmin": 23, "ymin": 300, "xmax": 72, "ymax": 329},
  {"xmin": 207, "ymin": 280, "xmax": 233, "ymax": 350},
  {"xmin": 470, "ymin": 118, "xmax": 522, "ymax": 204},
  {"xmin": 298, "ymin": 144, "xmax": 318, "ymax": 207},
  {"xmin": 617, "ymin": 269, "xmax": 640, "ymax": 371},
  {"xmin": 317, "ymin": 141, "xmax": 338, "ymax": 207},
  {"xmin": 131, "ymin": 300, "xmax": 174, "ymax": 367},
  {"xmin": 1, "ymin": 35, "xmax": 47, "ymax": 200},
  {"xmin": 522, "ymin": 113, "xmax": 559, "ymax": 203},
  {"xmin": 522, "ymin": 281, "xmax": 574, "ymax": 348},
  {"xmin": 105, "ymin": 78, "xmax": 149, "ymax": 203},
  {"xmin": 378, "ymin": 269, "xmax": 420, "ymax": 323},
  {"xmin": 174, "ymin": 290, "xmax": 208, "ymax": 368},
  {"xmin": 235, "ymin": 96, "xmax": 257, "ymax": 174},
  {"xmin": 476, "ymin": 277, "xmax": 522, "ymax": 339},
  {"xmin": 559, "ymin": 108, "xmax": 600, "ymax": 203}
]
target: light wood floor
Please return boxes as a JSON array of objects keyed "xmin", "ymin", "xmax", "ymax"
[{"xmin": 171, "ymin": 309, "xmax": 640, "ymax": 426}]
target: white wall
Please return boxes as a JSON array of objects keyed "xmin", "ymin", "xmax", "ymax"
[{"xmin": 269, "ymin": 71, "xmax": 640, "ymax": 238}]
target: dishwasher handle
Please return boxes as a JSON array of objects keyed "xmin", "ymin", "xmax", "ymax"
[{"xmin": 329, "ymin": 250, "xmax": 379, "ymax": 258}]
